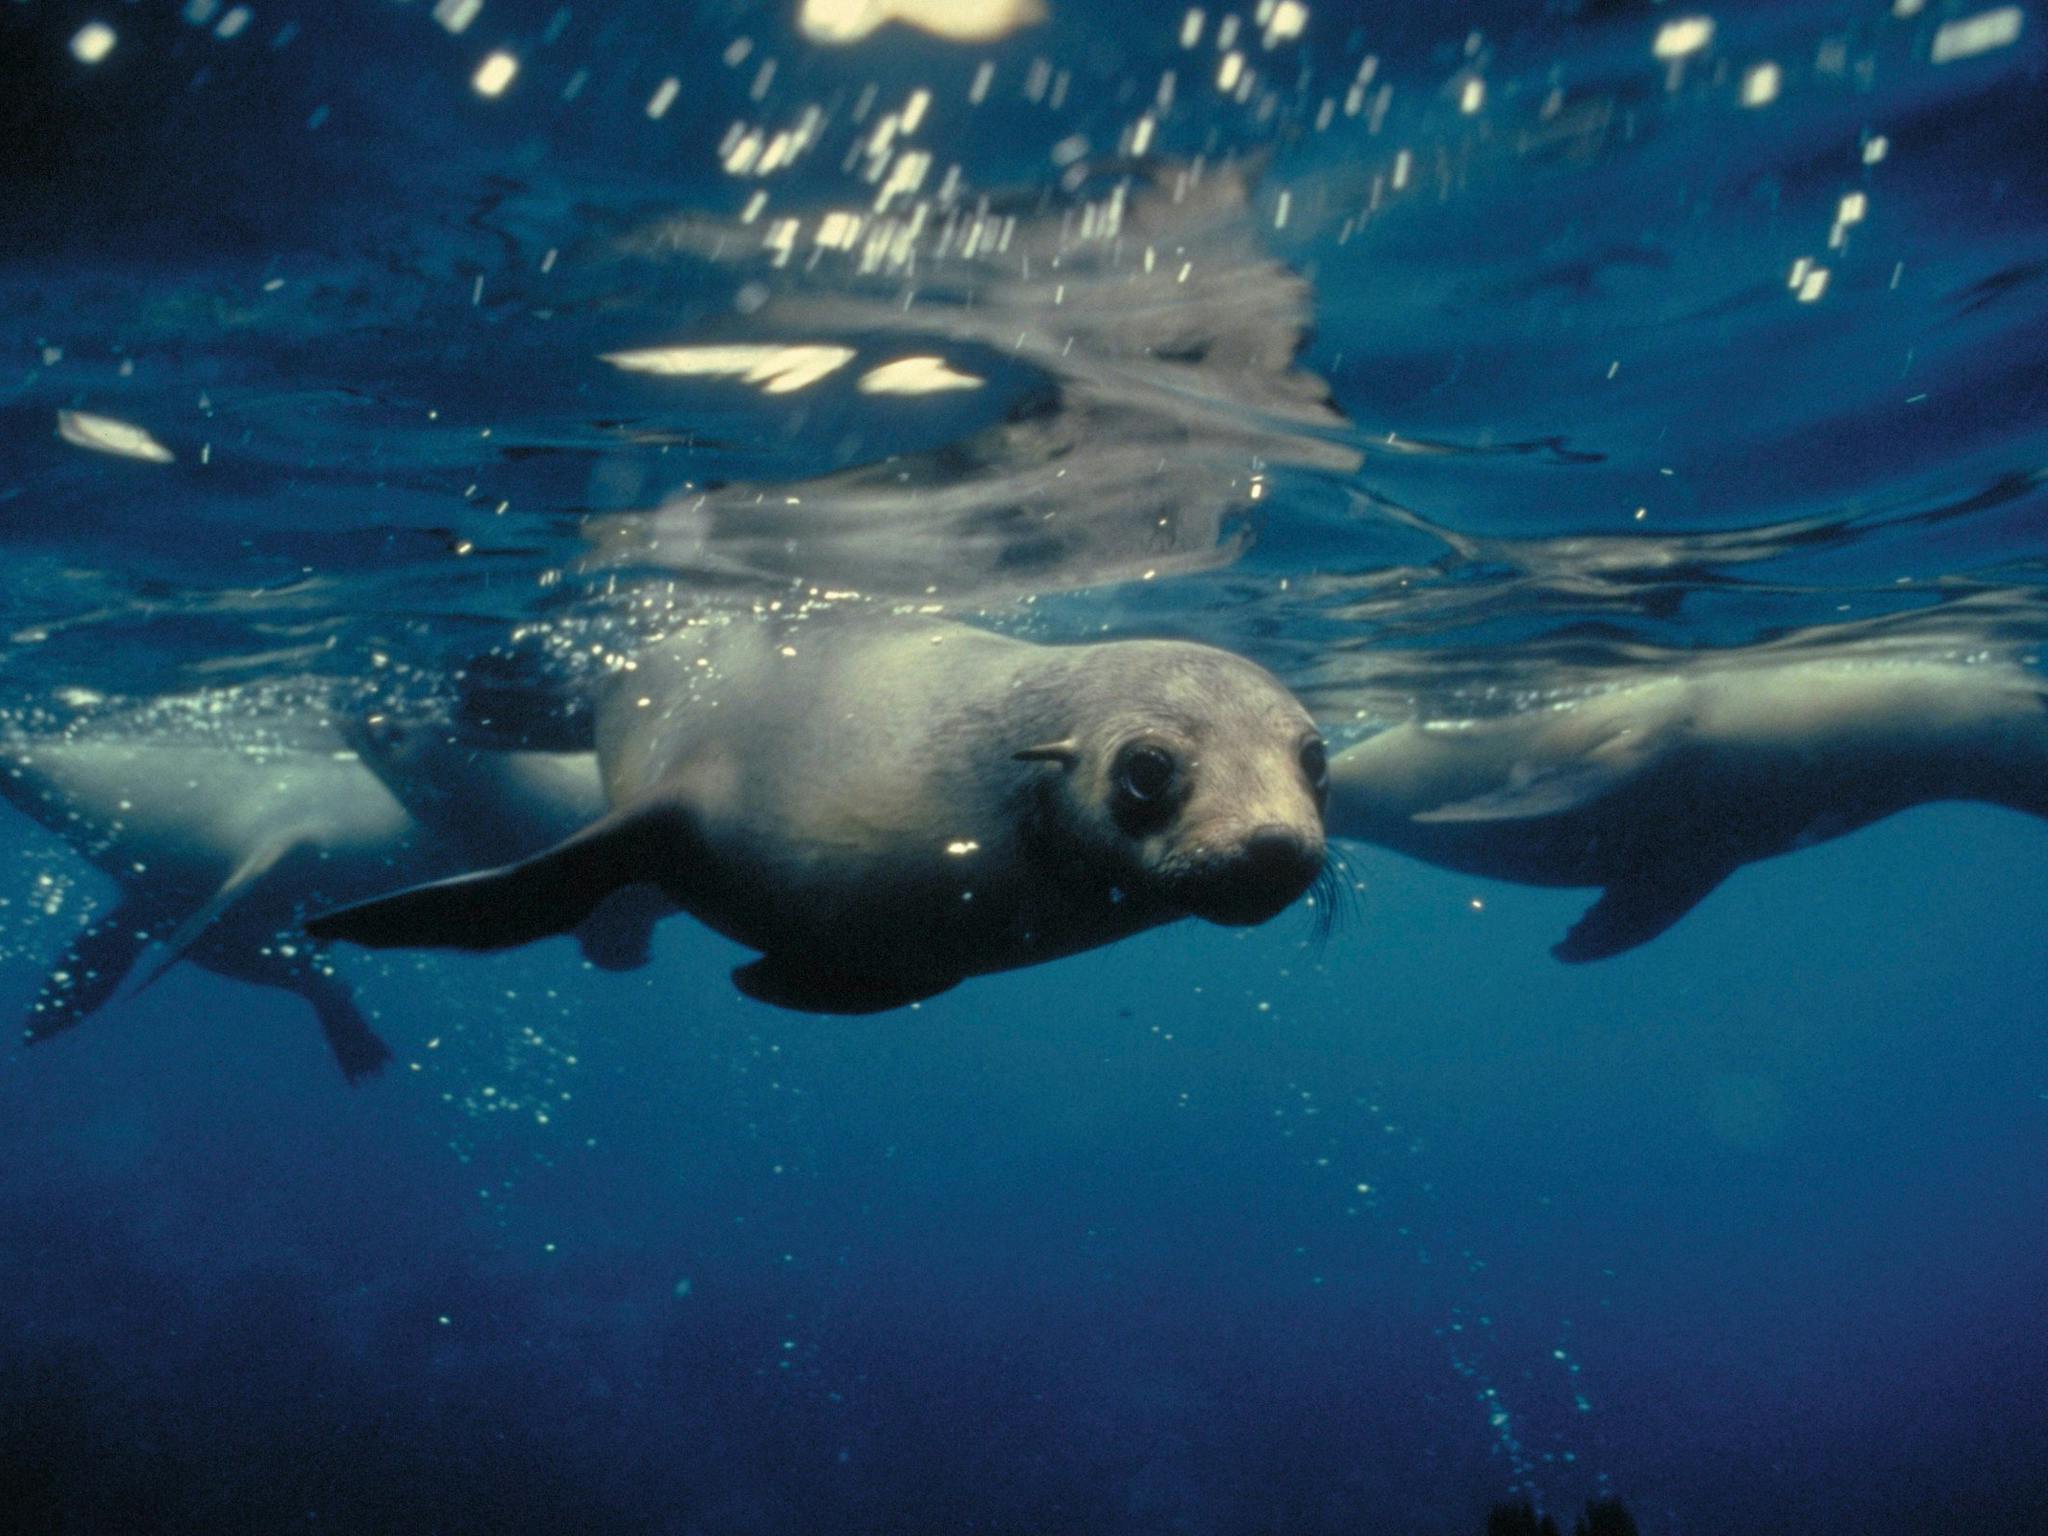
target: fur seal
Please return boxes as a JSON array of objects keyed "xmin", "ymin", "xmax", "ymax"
[
  {"xmin": 309, "ymin": 619, "xmax": 1330, "ymax": 1013},
  {"xmin": 1, "ymin": 706, "xmax": 659, "ymax": 1079},
  {"xmin": 1325, "ymin": 655, "xmax": 2048, "ymax": 961}
]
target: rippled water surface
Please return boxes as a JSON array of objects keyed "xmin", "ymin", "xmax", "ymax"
[{"xmin": 2, "ymin": 0, "xmax": 2046, "ymax": 1531}]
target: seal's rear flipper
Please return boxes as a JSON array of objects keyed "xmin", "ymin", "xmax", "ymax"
[
  {"xmin": 212, "ymin": 945, "xmax": 393, "ymax": 1083},
  {"xmin": 297, "ymin": 969, "xmax": 393, "ymax": 1083},
  {"xmin": 22, "ymin": 900, "xmax": 161, "ymax": 1044},
  {"xmin": 307, "ymin": 807, "xmax": 682, "ymax": 953},
  {"xmin": 1552, "ymin": 863, "xmax": 1731, "ymax": 963},
  {"xmin": 112, "ymin": 836, "xmax": 307, "ymax": 1006}
]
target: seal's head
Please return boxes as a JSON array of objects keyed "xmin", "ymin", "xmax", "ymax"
[{"xmin": 1018, "ymin": 641, "xmax": 1328, "ymax": 926}]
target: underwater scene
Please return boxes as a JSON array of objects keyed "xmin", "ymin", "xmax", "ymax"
[{"xmin": 3, "ymin": 0, "xmax": 2046, "ymax": 1530}]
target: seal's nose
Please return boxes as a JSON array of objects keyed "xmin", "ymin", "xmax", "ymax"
[
  {"xmin": 1243, "ymin": 824, "xmax": 1321, "ymax": 881},
  {"xmin": 1188, "ymin": 824, "xmax": 1326, "ymax": 926}
]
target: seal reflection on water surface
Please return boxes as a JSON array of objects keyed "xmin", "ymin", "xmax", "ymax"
[{"xmin": 310, "ymin": 619, "xmax": 1330, "ymax": 1013}]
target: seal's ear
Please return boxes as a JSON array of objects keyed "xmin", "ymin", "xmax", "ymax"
[{"xmin": 1014, "ymin": 739, "xmax": 1080, "ymax": 767}]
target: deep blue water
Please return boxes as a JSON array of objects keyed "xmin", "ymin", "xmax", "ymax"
[{"xmin": 3, "ymin": 0, "xmax": 2047, "ymax": 1532}]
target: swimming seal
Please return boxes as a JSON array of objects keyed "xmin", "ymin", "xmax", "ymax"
[
  {"xmin": 1325, "ymin": 655, "xmax": 2048, "ymax": 961},
  {"xmin": 1, "ymin": 704, "xmax": 659, "ymax": 1079},
  {"xmin": 309, "ymin": 619, "xmax": 1330, "ymax": 1013}
]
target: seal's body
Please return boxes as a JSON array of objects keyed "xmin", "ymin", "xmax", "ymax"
[
  {"xmin": 1327, "ymin": 658, "xmax": 2048, "ymax": 961},
  {"xmin": 2, "ymin": 715, "xmax": 648, "ymax": 1078},
  {"xmin": 312, "ymin": 620, "xmax": 1330, "ymax": 1013}
]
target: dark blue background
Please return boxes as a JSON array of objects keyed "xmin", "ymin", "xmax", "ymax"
[{"xmin": 5, "ymin": 806, "xmax": 2046, "ymax": 1532}]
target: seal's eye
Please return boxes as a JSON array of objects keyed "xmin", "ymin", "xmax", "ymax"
[
  {"xmin": 1300, "ymin": 738, "xmax": 1329, "ymax": 801},
  {"xmin": 1115, "ymin": 745, "xmax": 1177, "ymax": 807}
]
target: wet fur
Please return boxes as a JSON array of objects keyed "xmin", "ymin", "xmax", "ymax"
[
  {"xmin": 312, "ymin": 619, "xmax": 1330, "ymax": 1013},
  {"xmin": 1327, "ymin": 657, "xmax": 2048, "ymax": 960},
  {"xmin": 1, "ymin": 717, "xmax": 652, "ymax": 1079},
  {"xmin": 1, "ymin": 733, "xmax": 416, "ymax": 1079}
]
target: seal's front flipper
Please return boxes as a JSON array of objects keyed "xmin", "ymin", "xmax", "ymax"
[
  {"xmin": 307, "ymin": 806, "xmax": 682, "ymax": 953},
  {"xmin": 1552, "ymin": 863, "xmax": 1732, "ymax": 963},
  {"xmin": 731, "ymin": 957, "xmax": 950, "ymax": 1015},
  {"xmin": 23, "ymin": 900, "xmax": 161, "ymax": 1043}
]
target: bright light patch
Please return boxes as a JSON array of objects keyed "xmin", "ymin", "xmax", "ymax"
[
  {"xmin": 815, "ymin": 210, "xmax": 864, "ymax": 249},
  {"xmin": 1459, "ymin": 76, "xmax": 1485, "ymax": 113},
  {"xmin": 215, "ymin": 6, "xmax": 251, "ymax": 40},
  {"xmin": 858, "ymin": 356, "xmax": 984, "ymax": 394},
  {"xmin": 1863, "ymin": 135, "xmax": 1889, "ymax": 164},
  {"xmin": 1740, "ymin": 61, "xmax": 1780, "ymax": 106},
  {"xmin": 1797, "ymin": 266, "xmax": 1830, "ymax": 302},
  {"xmin": 1651, "ymin": 15, "xmax": 1715, "ymax": 59},
  {"xmin": 647, "ymin": 77, "xmax": 680, "ymax": 119},
  {"xmin": 874, "ymin": 148, "xmax": 932, "ymax": 210},
  {"xmin": 762, "ymin": 217, "xmax": 800, "ymax": 265},
  {"xmin": 1930, "ymin": 6, "xmax": 2023, "ymax": 64},
  {"xmin": 798, "ymin": 0, "xmax": 1045, "ymax": 45},
  {"xmin": 1263, "ymin": 0, "xmax": 1307, "ymax": 47},
  {"xmin": 1217, "ymin": 50, "xmax": 1244, "ymax": 90},
  {"xmin": 723, "ymin": 130, "xmax": 762, "ymax": 173},
  {"xmin": 433, "ymin": 0, "xmax": 483, "ymax": 35},
  {"xmin": 1180, "ymin": 8, "xmax": 1204, "ymax": 47},
  {"xmin": 472, "ymin": 51, "xmax": 518, "ymax": 96},
  {"xmin": 57, "ymin": 410, "xmax": 174, "ymax": 463},
  {"xmin": 70, "ymin": 22, "xmax": 117, "ymax": 63},
  {"xmin": 602, "ymin": 344, "xmax": 856, "ymax": 394}
]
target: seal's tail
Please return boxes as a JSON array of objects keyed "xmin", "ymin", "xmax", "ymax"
[
  {"xmin": 2, "ymin": 756, "xmax": 157, "ymax": 1045},
  {"xmin": 20, "ymin": 901, "xmax": 158, "ymax": 1046}
]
